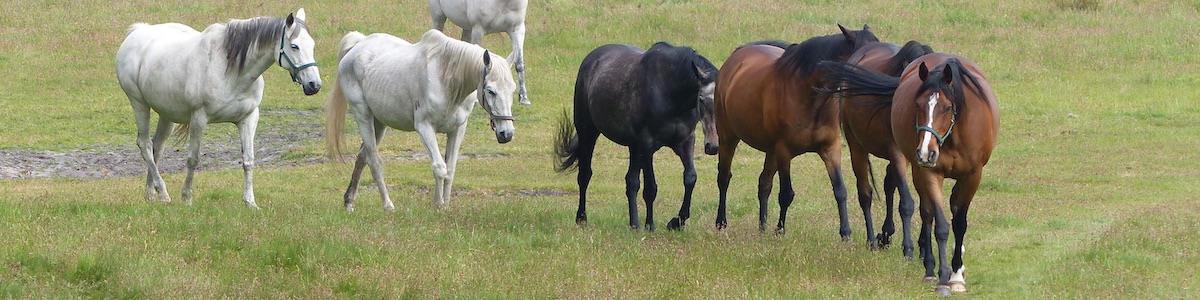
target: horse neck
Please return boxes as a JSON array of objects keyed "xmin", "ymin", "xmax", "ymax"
[
  {"xmin": 424, "ymin": 36, "xmax": 486, "ymax": 104},
  {"xmin": 216, "ymin": 17, "xmax": 287, "ymax": 83}
]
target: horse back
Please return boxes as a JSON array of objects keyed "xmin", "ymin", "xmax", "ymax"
[
  {"xmin": 573, "ymin": 44, "xmax": 648, "ymax": 145},
  {"xmin": 339, "ymin": 34, "xmax": 429, "ymax": 131}
]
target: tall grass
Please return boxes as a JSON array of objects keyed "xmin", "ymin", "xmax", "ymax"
[{"xmin": 2, "ymin": 0, "xmax": 1200, "ymax": 298}]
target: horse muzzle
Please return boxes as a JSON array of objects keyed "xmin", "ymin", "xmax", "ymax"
[
  {"xmin": 916, "ymin": 149, "xmax": 939, "ymax": 168},
  {"xmin": 704, "ymin": 142, "xmax": 719, "ymax": 155},
  {"xmin": 302, "ymin": 81, "xmax": 322, "ymax": 96},
  {"xmin": 495, "ymin": 130, "xmax": 513, "ymax": 144}
]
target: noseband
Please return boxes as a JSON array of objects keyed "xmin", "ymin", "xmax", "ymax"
[
  {"xmin": 278, "ymin": 25, "xmax": 318, "ymax": 83},
  {"xmin": 915, "ymin": 94, "xmax": 956, "ymax": 146}
]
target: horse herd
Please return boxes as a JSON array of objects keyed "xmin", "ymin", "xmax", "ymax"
[{"xmin": 114, "ymin": 2, "xmax": 998, "ymax": 297}]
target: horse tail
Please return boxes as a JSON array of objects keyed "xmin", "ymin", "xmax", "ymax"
[
  {"xmin": 324, "ymin": 32, "xmax": 366, "ymax": 161},
  {"xmin": 737, "ymin": 40, "xmax": 791, "ymax": 50},
  {"xmin": 126, "ymin": 23, "xmax": 149, "ymax": 35},
  {"xmin": 552, "ymin": 109, "xmax": 580, "ymax": 173},
  {"xmin": 815, "ymin": 60, "xmax": 900, "ymax": 98}
]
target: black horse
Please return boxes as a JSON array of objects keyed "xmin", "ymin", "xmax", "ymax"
[{"xmin": 554, "ymin": 42, "xmax": 719, "ymax": 231}]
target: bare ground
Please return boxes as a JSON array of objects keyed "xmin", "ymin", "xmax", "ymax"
[{"xmin": 0, "ymin": 109, "xmax": 325, "ymax": 179}]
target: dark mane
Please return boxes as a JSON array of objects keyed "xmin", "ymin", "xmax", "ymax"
[
  {"xmin": 223, "ymin": 16, "xmax": 305, "ymax": 72},
  {"xmin": 916, "ymin": 58, "xmax": 986, "ymax": 118},
  {"xmin": 885, "ymin": 40, "xmax": 934, "ymax": 76},
  {"xmin": 644, "ymin": 42, "xmax": 719, "ymax": 108},
  {"xmin": 774, "ymin": 27, "xmax": 876, "ymax": 78}
]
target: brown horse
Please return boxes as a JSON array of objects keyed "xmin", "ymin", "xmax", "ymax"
[
  {"xmin": 823, "ymin": 53, "xmax": 998, "ymax": 297},
  {"xmin": 713, "ymin": 24, "xmax": 877, "ymax": 237},
  {"xmin": 831, "ymin": 40, "xmax": 934, "ymax": 255}
]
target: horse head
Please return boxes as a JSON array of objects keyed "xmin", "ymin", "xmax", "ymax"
[
  {"xmin": 278, "ymin": 8, "xmax": 322, "ymax": 95},
  {"xmin": 477, "ymin": 50, "xmax": 517, "ymax": 143},
  {"xmin": 837, "ymin": 24, "xmax": 880, "ymax": 61},
  {"xmin": 912, "ymin": 61, "xmax": 964, "ymax": 167},
  {"xmin": 692, "ymin": 53, "xmax": 720, "ymax": 155}
]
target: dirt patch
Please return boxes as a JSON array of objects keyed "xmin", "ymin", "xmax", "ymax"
[{"xmin": 0, "ymin": 109, "xmax": 324, "ymax": 179}]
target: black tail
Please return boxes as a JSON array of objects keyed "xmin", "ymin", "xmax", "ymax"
[
  {"xmin": 816, "ymin": 60, "xmax": 901, "ymax": 98},
  {"xmin": 553, "ymin": 109, "xmax": 580, "ymax": 172},
  {"xmin": 738, "ymin": 40, "xmax": 791, "ymax": 50}
]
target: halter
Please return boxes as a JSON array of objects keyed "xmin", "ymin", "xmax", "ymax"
[
  {"xmin": 477, "ymin": 88, "xmax": 515, "ymax": 129},
  {"xmin": 277, "ymin": 25, "xmax": 317, "ymax": 83},
  {"xmin": 915, "ymin": 93, "xmax": 956, "ymax": 146}
]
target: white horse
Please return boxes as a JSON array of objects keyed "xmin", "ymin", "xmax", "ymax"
[
  {"xmin": 325, "ymin": 29, "xmax": 516, "ymax": 211},
  {"xmin": 429, "ymin": 0, "xmax": 530, "ymax": 106},
  {"xmin": 115, "ymin": 9, "xmax": 322, "ymax": 208}
]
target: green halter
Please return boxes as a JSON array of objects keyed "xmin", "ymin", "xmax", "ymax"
[{"xmin": 915, "ymin": 94, "xmax": 956, "ymax": 146}]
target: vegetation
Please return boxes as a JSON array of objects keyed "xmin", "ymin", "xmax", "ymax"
[{"xmin": 2, "ymin": 0, "xmax": 1199, "ymax": 298}]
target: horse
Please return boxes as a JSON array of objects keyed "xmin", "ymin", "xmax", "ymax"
[
  {"xmin": 820, "ymin": 53, "xmax": 998, "ymax": 297},
  {"xmin": 325, "ymin": 29, "xmax": 516, "ymax": 211},
  {"xmin": 712, "ymin": 24, "xmax": 877, "ymax": 237},
  {"xmin": 115, "ymin": 9, "xmax": 322, "ymax": 208},
  {"xmin": 553, "ymin": 42, "xmax": 719, "ymax": 231},
  {"xmin": 430, "ymin": 0, "xmax": 530, "ymax": 106},
  {"xmin": 824, "ymin": 40, "xmax": 935, "ymax": 255}
]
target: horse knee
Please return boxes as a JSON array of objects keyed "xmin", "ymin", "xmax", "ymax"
[
  {"xmin": 431, "ymin": 162, "xmax": 448, "ymax": 179},
  {"xmin": 682, "ymin": 170, "xmax": 697, "ymax": 186}
]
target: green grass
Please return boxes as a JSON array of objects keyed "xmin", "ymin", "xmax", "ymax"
[{"xmin": 4, "ymin": 0, "xmax": 1200, "ymax": 298}]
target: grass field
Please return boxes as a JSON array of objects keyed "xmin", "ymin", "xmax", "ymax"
[{"xmin": 2, "ymin": 0, "xmax": 1200, "ymax": 298}]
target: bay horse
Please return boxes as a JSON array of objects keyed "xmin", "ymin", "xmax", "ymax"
[
  {"xmin": 115, "ymin": 9, "xmax": 322, "ymax": 208},
  {"xmin": 430, "ymin": 0, "xmax": 530, "ymax": 105},
  {"xmin": 554, "ymin": 42, "xmax": 719, "ymax": 231},
  {"xmin": 822, "ymin": 53, "xmax": 998, "ymax": 297},
  {"xmin": 325, "ymin": 29, "xmax": 516, "ymax": 211},
  {"xmin": 713, "ymin": 25, "xmax": 877, "ymax": 237},
  {"xmin": 826, "ymin": 40, "xmax": 935, "ymax": 255}
]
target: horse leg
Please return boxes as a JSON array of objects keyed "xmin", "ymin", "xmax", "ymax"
[
  {"xmin": 574, "ymin": 130, "xmax": 600, "ymax": 225},
  {"xmin": 344, "ymin": 119, "xmax": 389, "ymax": 211},
  {"xmin": 508, "ymin": 24, "xmax": 529, "ymax": 105},
  {"xmin": 133, "ymin": 102, "xmax": 170, "ymax": 202},
  {"xmin": 235, "ymin": 110, "xmax": 260, "ymax": 209},
  {"xmin": 355, "ymin": 115, "xmax": 395, "ymax": 211},
  {"xmin": 881, "ymin": 162, "xmax": 898, "ymax": 248},
  {"xmin": 440, "ymin": 122, "xmax": 469, "ymax": 207},
  {"xmin": 624, "ymin": 146, "xmax": 644, "ymax": 230},
  {"xmin": 429, "ymin": 4, "xmax": 447, "ymax": 32},
  {"xmin": 819, "ymin": 146, "xmax": 852, "ymax": 241},
  {"xmin": 772, "ymin": 149, "xmax": 795, "ymax": 235},
  {"xmin": 180, "ymin": 113, "xmax": 207, "ymax": 206},
  {"xmin": 715, "ymin": 138, "xmax": 739, "ymax": 230},
  {"xmin": 415, "ymin": 122, "xmax": 449, "ymax": 208},
  {"xmin": 467, "ymin": 26, "xmax": 485, "ymax": 45},
  {"xmin": 847, "ymin": 143, "xmax": 877, "ymax": 248},
  {"xmin": 667, "ymin": 137, "xmax": 697, "ymax": 230},
  {"xmin": 947, "ymin": 173, "xmax": 981, "ymax": 293},
  {"xmin": 756, "ymin": 150, "xmax": 779, "ymax": 233},
  {"xmin": 640, "ymin": 147, "xmax": 658, "ymax": 231},
  {"xmin": 913, "ymin": 169, "xmax": 952, "ymax": 297},
  {"xmin": 891, "ymin": 159, "xmax": 917, "ymax": 260}
]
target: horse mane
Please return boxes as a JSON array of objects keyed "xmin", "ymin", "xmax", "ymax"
[
  {"xmin": 222, "ymin": 16, "xmax": 306, "ymax": 72},
  {"xmin": 915, "ymin": 58, "xmax": 986, "ymax": 118},
  {"xmin": 774, "ymin": 28, "xmax": 874, "ymax": 78},
  {"xmin": 885, "ymin": 40, "xmax": 934, "ymax": 76},
  {"xmin": 419, "ymin": 30, "xmax": 510, "ymax": 104},
  {"xmin": 644, "ymin": 42, "xmax": 719, "ymax": 109}
]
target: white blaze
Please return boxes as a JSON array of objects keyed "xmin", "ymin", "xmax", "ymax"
[{"xmin": 918, "ymin": 93, "xmax": 940, "ymax": 153}]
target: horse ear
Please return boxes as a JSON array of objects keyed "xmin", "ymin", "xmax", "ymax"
[
  {"xmin": 285, "ymin": 13, "xmax": 295, "ymax": 28},
  {"xmin": 862, "ymin": 24, "xmax": 871, "ymax": 32},
  {"xmin": 295, "ymin": 8, "xmax": 306, "ymax": 21},
  {"xmin": 941, "ymin": 63, "xmax": 954, "ymax": 85},
  {"xmin": 482, "ymin": 50, "xmax": 492, "ymax": 68},
  {"xmin": 838, "ymin": 23, "xmax": 851, "ymax": 38},
  {"xmin": 918, "ymin": 62, "xmax": 930, "ymax": 82},
  {"xmin": 692, "ymin": 61, "xmax": 709, "ymax": 80}
]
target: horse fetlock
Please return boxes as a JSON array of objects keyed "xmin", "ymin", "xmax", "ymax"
[{"xmin": 667, "ymin": 216, "xmax": 685, "ymax": 230}]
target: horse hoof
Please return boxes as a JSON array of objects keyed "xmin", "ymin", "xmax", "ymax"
[
  {"xmin": 840, "ymin": 235, "xmax": 852, "ymax": 242},
  {"xmin": 935, "ymin": 285, "xmax": 952, "ymax": 297},
  {"xmin": 774, "ymin": 227, "xmax": 786, "ymax": 236},
  {"xmin": 344, "ymin": 206, "xmax": 355, "ymax": 212},
  {"xmin": 715, "ymin": 221, "xmax": 728, "ymax": 231},
  {"xmin": 949, "ymin": 282, "xmax": 966, "ymax": 293},
  {"xmin": 576, "ymin": 215, "xmax": 588, "ymax": 226},
  {"xmin": 629, "ymin": 224, "xmax": 641, "ymax": 231},
  {"xmin": 667, "ymin": 217, "xmax": 684, "ymax": 231},
  {"xmin": 645, "ymin": 223, "xmax": 656, "ymax": 232},
  {"xmin": 247, "ymin": 204, "xmax": 261, "ymax": 210},
  {"xmin": 923, "ymin": 276, "xmax": 938, "ymax": 284}
]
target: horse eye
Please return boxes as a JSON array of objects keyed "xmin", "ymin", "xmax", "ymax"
[
  {"xmin": 290, "ymin": 44, "xmax": 300, "ymax": 50},
  {"xmin": 486, "ymin": 88, "xmax": 497, "ymax": 96}
]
